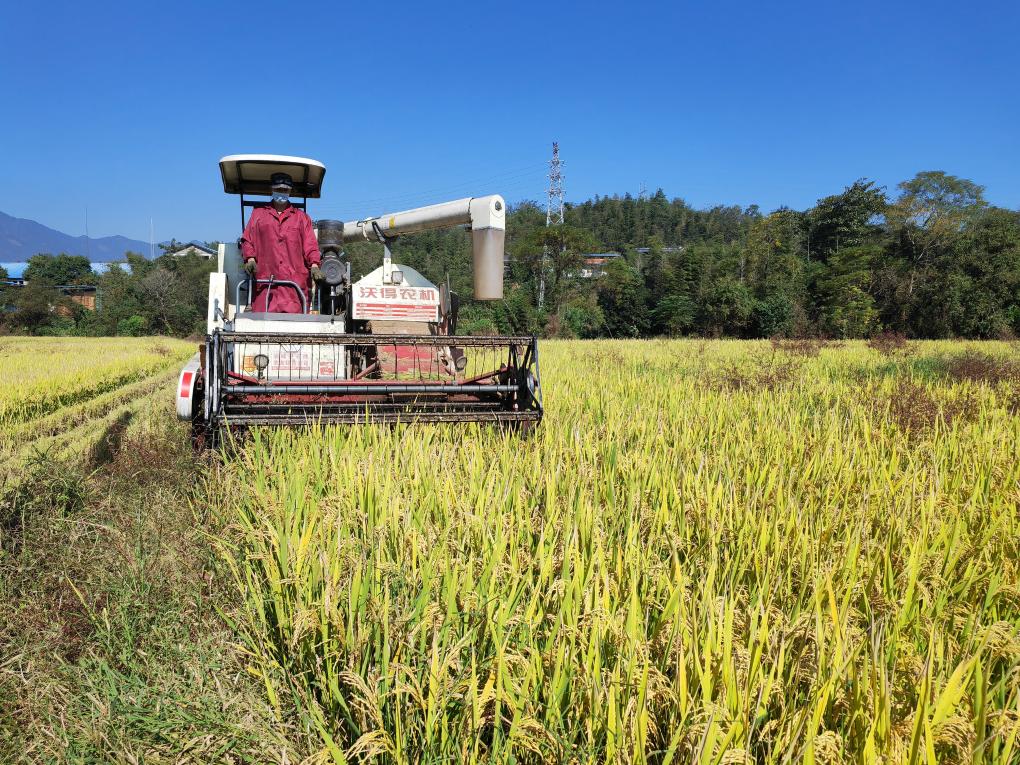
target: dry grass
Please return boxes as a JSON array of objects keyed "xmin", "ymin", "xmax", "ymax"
[
  {"xmin": 942, "ymin": 350, "xmax": 1020, "ymax": 385},
  {"xmin": 868, "ymin": 330, "xmax": 910, "ymax": 356},
  {"xmin": 713, "ymin": 350, "xmax": 801, "ymax": 390},
  {"xmin": 769, "ymin": 335, "xmax": 826, "ymax": 357},
  {"xmin": 876, "ymin": 377, "xmax": 983, "ymax": 434}
]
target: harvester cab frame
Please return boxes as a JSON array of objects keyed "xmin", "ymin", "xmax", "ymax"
[
  {"xmin": 219, "ymin": 154, "xmax": 324, "ymax": 228},
  {"xmin": 178, "ymin": 154, "xmax": 542, "ymax": 445}
]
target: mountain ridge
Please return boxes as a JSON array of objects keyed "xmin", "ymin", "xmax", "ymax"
[{"xmin": 0, "ymin": 210, "xmax": 155, "ymax": 262}]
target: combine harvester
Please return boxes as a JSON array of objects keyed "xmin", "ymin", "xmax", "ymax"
[{"xmin": 177, "ymin": 155, "xmax": 542, "ymax": 445}]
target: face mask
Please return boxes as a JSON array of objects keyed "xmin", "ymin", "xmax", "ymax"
[{"xmin": 272, "ymin": 191, "xmax": 290, "ymax": 204}]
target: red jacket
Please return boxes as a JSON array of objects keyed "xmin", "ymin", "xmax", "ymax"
[{"xmin": 240, "ymin": 205, "xmax": 321, "ymax": 313}]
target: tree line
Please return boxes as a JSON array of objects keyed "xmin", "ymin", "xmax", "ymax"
[
  {"xmin": 462, "ymin": 170, "xmax": 1019, "ymax": 339},
  {"xmin": 3, "ymin": 170, "xmax": 1018, "ymax": 338},
  {"xmin": 0, "ymin": 249, "xmax": 215, "ymax": 336}
]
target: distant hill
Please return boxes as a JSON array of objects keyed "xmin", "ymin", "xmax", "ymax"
[{"xmin": 0, "ymin": 210, "xmax": 153, "ymax": 262}]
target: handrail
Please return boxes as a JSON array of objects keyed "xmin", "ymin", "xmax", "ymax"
[{"xmin": 235, "ymin": 276, "xmax": 308, "ymax": 314}]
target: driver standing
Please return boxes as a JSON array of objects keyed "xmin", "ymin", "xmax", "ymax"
[{"xmin": 240, "ymin": 172, "xmax": 323, "ymax": 312}]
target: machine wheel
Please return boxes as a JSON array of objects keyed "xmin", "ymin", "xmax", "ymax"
[{"xmin": 189, "ymin": 383, "xmax": 211, "ymax": 452}]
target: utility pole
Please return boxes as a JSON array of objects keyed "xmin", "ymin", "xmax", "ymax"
[
  {"xmin": 84, "ymin": 208, "xmax": 91, "ymax": 262},
  {"xmin": 540, "ymin": 141, "xmax": 564, "ymax": 309}
]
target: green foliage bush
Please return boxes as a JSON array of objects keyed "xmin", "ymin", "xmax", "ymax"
[{"xmin": 116, "ymin": 315, "xmax": 148, "ymax": 336}]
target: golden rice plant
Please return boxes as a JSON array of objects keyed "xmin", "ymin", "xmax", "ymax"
[
  {"xmin": 0, "ymin": 337, "xmax": 193, "ymax": 473},
  {"xmin": 0, "ymin": 336, "xmax": 191, "ymax": 424},
  {"xmin": 214, "ymin": 339, "xmax": 1020, "ymax": 763}
]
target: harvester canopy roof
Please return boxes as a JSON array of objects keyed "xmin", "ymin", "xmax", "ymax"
[{"xmin": 219, "ymin": 154, "xmax": 326, "ymax": 198}]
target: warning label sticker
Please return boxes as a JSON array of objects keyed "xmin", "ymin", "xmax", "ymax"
[{"xmin": 272, "ymin": 348, "xmax": 311, "ymax": 372}]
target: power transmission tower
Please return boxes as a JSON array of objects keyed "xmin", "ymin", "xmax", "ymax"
[
  {"xmin": 546, "ymin": 142, "xmax": 564, "ymax": 227},
  {"xmin": 539, "ymin": 142, "xmax": 564, "ymax": 308}
]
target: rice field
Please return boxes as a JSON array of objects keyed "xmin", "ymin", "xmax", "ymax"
[
  {"xmin": 0, "ymin": 337, "xmax": 194, "ymax": 474},
  {"xmin": 2, "ymin": 337, "xmax": 1018, "ymax": 763},
  {"xmin": 213, "ymin": 339, "xmax": 1020, "ymax": 764}
]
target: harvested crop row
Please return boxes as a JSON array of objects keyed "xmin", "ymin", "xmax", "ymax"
[
  {"xmin": 0, "ymin": 338, "xmax": 192, "ymax": 427},
  {"xmin": 4, "ymin": 365, "xmax": 179, "ymax": 449},
  {"xmin": 0, "ymin": 338, "xmax": 194, "ymax": 480},
  {"xmin": 34, "ymin": 394, "xmax": 153, "ymax": 465}
]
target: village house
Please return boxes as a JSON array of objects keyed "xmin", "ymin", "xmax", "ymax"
[{"xmin": 172, "ymin": 242, "xmax": 217, "ymax": 259}]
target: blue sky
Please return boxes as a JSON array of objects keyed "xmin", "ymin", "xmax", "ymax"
[{"xmin": 2, "ymin": 0, "xmax": 1017, "ymax": 245}]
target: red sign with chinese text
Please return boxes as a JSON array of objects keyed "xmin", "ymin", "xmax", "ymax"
[{"xmin": 352, "ymin": 285, "xmax": 439, "ymax": 322}]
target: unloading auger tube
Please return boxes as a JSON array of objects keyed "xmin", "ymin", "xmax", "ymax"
[
  {"xmin": 177, "ymin": 154, "xmax": 542, "ymax": 445},
  {"xmin": 341, "ymin": 195, "xmax": 507, "ymax": 300}
]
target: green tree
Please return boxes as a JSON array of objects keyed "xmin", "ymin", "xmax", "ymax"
[
  {"xmin": 6, "ymin": 282, "xmax": 71, "ymax": 334},
  {"xmin": 596, "ymin": 259, "xmax": 649, "ymax": 337},
  {"xmin": 514, "ymin": 224, "xmax": 598, "ymax": 317},
  {"xmin": 816, "ymin": 245, "xmax": 882, "ymax": 337},
  {"xmin": 158, "ymin": 238, "xmax": 184, "ymax": 255},
  {"xmin": 651, "ymin": 294, "xmax": 696, "ymax": 335},
  {"xmin": 743, "ymin": 208, "xmax": 809, "ymax": 335},
  {"xmin": 922, "ymin": 207, "xmax": 1015, "ymax": 338},
  {"xmin": 140, "ymin": 267, "xmax": 190, "ymax": 334},
  {"xmin": 827, "ymin": 286, "xmax": 879, "ymax": 338},
  {"xmin": 24, "ymin": 253, "xmax": 94, "ymax": 285},
  {"xmin": 950, "ymin": 208, "xmax": 1020, "ymax": 337},
  {"xmin": 640, "ymin": 235, "xmax": 669, "ymax": 305},
  {"xmin": 808, "ymin": 180, "xmax": 887, "ymax": 261},
  {"xmin": 886, "ymin": 171, "xmax": 986, "ymax": 295},
  {"xmin": 888, "ymin": 171, "xmax": 987, "ymax": 256},
  {"xmin": 491, "ymin": 287, "xmax": 539, "ymax": 334},
  {"xmin": 116, "ymin": 315, "xmax": 149, "ymax": 336},
  {"xmin": 154, "ymin": 251, "xmax": 217, "ymax": 334},
  {"xmin": 84, "ymin": 262, "xmax": 145, "ymax": 335},
  {"xmin": 878, "ymin": 172, "xmax": 992, "ymax": 335},
  {"xmin": 77, "ymin": 249, "xmax": 214, "ymax": 337},
  {"xmin": 559, "ymin": 293, "xmax": 604, "ymax": 338},
  {"xmin": 699, "ymin": 278, "xmax": 755, "ymax": 336}
]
